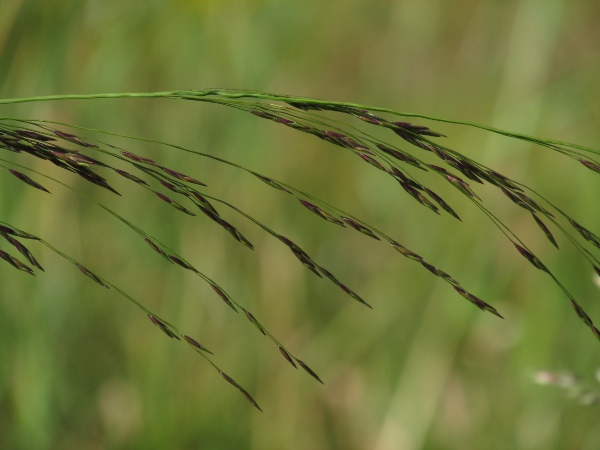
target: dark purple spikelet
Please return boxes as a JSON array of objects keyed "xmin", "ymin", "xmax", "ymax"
[
  {"xmin": 390, "ymin": 241, "xmax": 423, "ymax": 262},
  {"xmin": 445, "ymin": 175, "xmax": 481, "ymax": 201},
  {"xmin": 154, "ymin": 192, "xmax": 196, "ymax": 215},
  {"xmin": 453, "ymin": 286, "xmax": 503, "ymax": 318},
  {"xmin": 15, "ymin": 129, "xmax": 55, "ymax": 141},
  {"xmin": 254, "ymin": 174, "xmax": 292, "ymax": 193},
  {"xmin": 569, "ymin": 219, "xmax": 600, "ymax": 249},
  {"xmin": 115, "ymin": 169, "xmax": 150, "ymax": 186},
  {"xmin": 340, "ymin": 217, "xmax": 380, "ymax": 240},
  {"xmin": 169, "ymin": 255, "xmax": 194, "ymax": 270},
  {"xmin": 299, "ymin": 200, "xmax": 345, "ymax": 226},
  {"xmin": 295, "ymin": 359, "xmax": 323, "ymax": 384},
  {"xmin": 148, "ymin": 314, "xmax": 179, "ymax": 340},
  {"xmin": 251, "ymin": 110, "xmax": 277, "ymax": 120},
  {"xmin": 358, "ymin": 153, "xmax": 387, "ymax": 171},
  {"xmin": 356, "ymin": 114, "xmax": 384, "ymax": 125},
  {"xmin": 160, "ymin": 166, "xmax": 206, "ymax": 186},
  {"xmin": 2, "ymin": 235, "xmax": 43, "ymax": 271},
  {"xmin": 143, "ymin": 237, "xmax": 165, "ymax": 255},
  {"xmin": 211, "ymin": 284, "xmax": 238, "ymax": 312},
  {"xmin": 396, "ymin": 180, "xmax": 439, "ymax": 214},
  {"xmin": 190, "ymin": 191, "xmax": 220, "ymax": 216},
  {"xmin": 299, "ymin": 200, "xmax": 327, "ymax": 219},
  {"xmin": 0, "ymin": 249, "xmax": 34, "ymax": 275},
  {"xmin": 570, "ymin": 300, "xmax": 594, "ymax": 328},
  {"xmin": 423, "ymin": 188, "xmax": 461, "ymax": 220},
  {"xmin": 0, "ymin": 225, "xmax": 39, "ymax": 240},
  {"xmin": 278, "ymin": 346, "xmax": 297, "ymax": 368},
  {"xmin": 217, "ymin": 219, "xmax": 254, "ymax": 249},
  {"xmin": 375, "ymin": 144, "xmax": 425, "ymax": 169},
  {"xmin": 8, "ymin": 169, "xmax": 50, "ymax": 193},
  {"xmin": 160, "ymin": 180, "xmax": 187, "ymax": 195},
  {"xmin": 580, "ymin": 159, "xmax": 600, "ymax": 174},
  {"xmin": 76, "ymin": 264, "xmax": 109, "ymax": 288},
  {"xmin": 183, "ymin": 335, "xmax": 213, "ymax": 354},
  {"xmin": 514, "ymin": 244, "xmax": 549, "ymax": 272},
  {"xmin": 532, "ymin": 214, "xmax": 558, "ymax": 248},
  {"xmin": 278, "ymin": 235, "xmax": 322, "ymax": 277},
  {"xmin": 75, "ymin": 169, "xmax": 121, "ymax": 196},
  {"xmin": 243, "ymin": 309, "xmax": 266, "ymax": 335},
  {"xmin": 121, "ymin": 151, "xmax": 158, "ymax": 165},
  {"xmin": 54, "ymin": 130, "xmax": 98, "ymax": 148},
  {"xmin": 219, "ymin": 371, "xmax": 262, "ymax": 412},
  {"xmin": 286, "ymin": 102, "xmax": 323, "ymax": 111},
  {"xmin": 420, "ymin": 262, "xmax": 458, "ymax": 285},
  {"xmin": 319, "ymin": 267, "xmax": 372, "ymax": 308}
]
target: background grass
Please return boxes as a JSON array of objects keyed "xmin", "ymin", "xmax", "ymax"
[{"xmin": 1, "ymin": 1, "xmax": 600, "ymax": 449}]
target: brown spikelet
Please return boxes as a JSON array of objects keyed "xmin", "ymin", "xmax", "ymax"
[
  {"xmin": 211, "ymin": 284, "xmax": 238, "ymax": 312},
  {"xmin": 376, "ymin": 144, "xmax": 426, "ymax": 170},
  {"xmin": 295, "ymin": 359, "xmax": 323, "ymax": 384},
  {"xmin": 8, "ymin": 169, "xmax": 51, "ymax": 193},
  {"xmin": 183, "ymin": 335, "xmax": 213, "ymax": 354},
  {"xmin": 278, "ymin": 346, "xmax": 297, "ymax": 368},
  {"xmin": 76, "ymin": 264, "xmax": 109, "ymax": 287}
]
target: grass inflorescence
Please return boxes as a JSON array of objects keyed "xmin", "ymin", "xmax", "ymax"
[{"xmin": 1, "ymin": 89, "xmax": 599, "ymax": 409}]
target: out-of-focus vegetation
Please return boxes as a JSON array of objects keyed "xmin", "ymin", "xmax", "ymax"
[{"xmin": 1, "ymin": 1, "xmax": 600, "ymax": 449}]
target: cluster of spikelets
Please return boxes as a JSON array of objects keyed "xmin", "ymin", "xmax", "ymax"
[{"xmin": 1, "ymin": 89, "xmax": 600, "ymax": 410}]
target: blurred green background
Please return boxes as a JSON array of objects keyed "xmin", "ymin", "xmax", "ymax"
[{"xmin": 1, "ymin": 0, "xmax": 600, "ymax": 449}]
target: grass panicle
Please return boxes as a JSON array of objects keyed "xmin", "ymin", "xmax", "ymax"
[{"xmin": 1, "ymin": 89, "xmax": 600, "ymax": 410}]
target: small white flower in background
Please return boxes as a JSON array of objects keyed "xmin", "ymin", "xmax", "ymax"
[{"xmin": 594, "ymin": 271, "xmax": 600, "ymax": 289}]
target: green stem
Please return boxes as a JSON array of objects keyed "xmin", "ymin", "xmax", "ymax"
[{"xmin": 1, "ymin": 89, "xmax": 597, "ymax": 155}]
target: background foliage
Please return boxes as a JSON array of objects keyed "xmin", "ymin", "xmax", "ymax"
[{"xmin": 1, "ymin": 1, "xmax": 600, "ymax": 449}]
